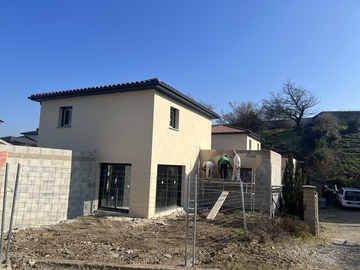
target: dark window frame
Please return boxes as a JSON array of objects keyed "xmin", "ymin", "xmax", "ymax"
[
  {"xmin": 60, "ymin": 106, "xmax": 72, "ymax": 127},
  {"xmin": 170, "ymin": 107, "xmax": 179, "ymax": 130},
  {"xmin": 156, "ymin": 165, "xmax": 182, "ymax": 211},
  {"xmin": 98, "ymin": 163, "xmax": 131, "ymax": 214}
]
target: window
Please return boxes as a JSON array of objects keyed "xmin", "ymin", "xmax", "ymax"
[
  {"xmin": 249, "ymin": 139, "xmax": 252, "ymax": 150},
  {"xmin": 60, "ymin": 106, "xmax": 72, "ymax": 127},
  {"xmin": 98, "ymin": 163, "xmax": 131, "ymax": 214},
  {"xmin": 169, "ymin": 107, "xmax": 179, "ymax": 129},
  {"xmin": 156, "ymin": 165, "xmax": 182, "ymax": 210}
]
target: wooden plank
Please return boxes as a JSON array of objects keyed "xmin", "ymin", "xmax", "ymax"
[{"xmin": 206, "ymin": 191, "xmax": 229, "ymax": 220}]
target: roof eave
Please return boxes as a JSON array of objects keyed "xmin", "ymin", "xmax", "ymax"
[
  {"xmin": 28, "ymin": 79, "xmax": 220, "ymax": 120},
  {"xmin": 156, "ymin": 82, "xmax": 219, "ymax": 119},
  {"xmin": 28, "ymin": 81, "xmax": 159, "ymax": 102}
]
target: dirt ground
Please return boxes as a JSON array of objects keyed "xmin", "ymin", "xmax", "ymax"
[{"xmin": 5, "ymin": 202, "xmax": 360, "ymax": 270}]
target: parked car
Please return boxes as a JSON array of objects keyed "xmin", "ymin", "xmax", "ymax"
[{"xmin": 336, "ymin": 187, "xmax": 360, "ymax": 209}]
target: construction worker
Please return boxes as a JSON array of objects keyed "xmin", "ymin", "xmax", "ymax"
[
  {"xmin": 218, "ymin": 154, "xmax": 232, "ymax": 180},
  {"xmin": 202, "ymin": 161, "xmax": 214, "ymax": 180}
]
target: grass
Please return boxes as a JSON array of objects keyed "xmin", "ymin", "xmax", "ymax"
[
  {"xmin": 259, "ymin": 128, "xmax": 304, "ymax": 155},
  {"xmin": 229, "ymin": 211, "xmax": 313, "ymax": 244}
]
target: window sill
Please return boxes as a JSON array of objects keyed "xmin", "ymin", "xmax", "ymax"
[
  {"xmin": 169, "ymin": 126, "xmax": 179, "ymax": 131},
  {"xmin": 57, "ymin": 125, "xmax": 72, "ymax": 128}
]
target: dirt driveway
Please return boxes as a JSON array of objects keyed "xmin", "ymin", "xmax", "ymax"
[
  {"xmin": 7, "ymin": 203, "xmax": 360, "ymax": 270},
  {"xmin": 319, "ymin": 201, "xmax": 360, "ymax": 244},
  {"xmin": 316, "ymin": 201, "xmax": 360, "ymax": 269}
]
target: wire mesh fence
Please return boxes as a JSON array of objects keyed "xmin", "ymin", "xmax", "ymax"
[
  {"xmin": 184, "ymin": 174, "xmax": 280, "ymax": 266},
  {"xmin": 0, "ymin": 162, "xmax": 281, "ymax": 267},
  {"xmin": 0, "ymin": 164, "xmax": 72, "ymax": 231}
]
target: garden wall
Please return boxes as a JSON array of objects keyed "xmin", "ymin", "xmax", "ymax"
[{"xmin": 0, "ymin": 144, "xmax": 97, "ymax": 231}]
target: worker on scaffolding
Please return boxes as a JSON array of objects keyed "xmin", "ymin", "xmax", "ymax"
[{"xmin": 218, "ymin": 154, "xmax": 232, "ymax": 180}]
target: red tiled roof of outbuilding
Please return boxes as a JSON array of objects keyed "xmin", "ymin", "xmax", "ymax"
[
  {"xmin": 212, "ymin": 124, "xmax": 264, "ymax": 141},
  {"xmin": 212, "ymin": 124, "xmax": 249, "ymax": 134}
]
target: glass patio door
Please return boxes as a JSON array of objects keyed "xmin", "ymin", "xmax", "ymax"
[
  {"xmin": 98, "ymin": 163, "xmax": 131, "ymax": 213},
  {"xmin": 156, "ymin": 165, "xmax": 182, "ymax": 210}
]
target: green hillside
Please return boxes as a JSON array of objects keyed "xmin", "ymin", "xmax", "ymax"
[
  {"xmin": 259, "ymin": 127, "xmax": 360, "ymax": 187},
  {"xmin": 259, "ymin": 128, "xmax": 304, "ymax": 156},
  {"xmin": 337, "ymin": 131, "xmax": 360, "ymax": 177}
]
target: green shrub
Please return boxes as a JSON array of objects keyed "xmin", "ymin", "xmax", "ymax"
[
  {"xmin": 347, "ymin": 118, "xmax": 360, "ymax": 133},
  {"xmin": 281, "ymin": 154, "xmax": 305, "ymax": 219}
]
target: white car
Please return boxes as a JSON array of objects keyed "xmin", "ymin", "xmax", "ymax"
[{"xmin": 336, "ymin": 187, "xmax": 360, "ymax": 208}]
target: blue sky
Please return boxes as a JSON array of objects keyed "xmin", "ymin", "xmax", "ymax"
[{"xmin": 1, "ymin": 1, "xmax": 360, "ymax": 137}]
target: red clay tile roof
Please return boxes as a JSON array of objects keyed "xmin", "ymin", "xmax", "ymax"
[
  {"xmin": 28, "ymin": 78, "xmax": 220, "ymax": 119},
  {"xmin": 212, "ymin": 124, "xmax": 264, "ymax": 141},
  {"xmin": 212, "ymin": 124, "xmax": 250, "ymax": 134}
]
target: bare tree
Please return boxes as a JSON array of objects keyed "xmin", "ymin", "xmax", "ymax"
[
  {"xmin": 197, "ymin": 100, "xmax": 216, "ymax": 112},
  {"xmin": 218, "ymin": 101, "xmax": 264, "ymax": 132},
  {"xmin": 262, "ymin": 79, "xmax": 319, "ymax": 129}
]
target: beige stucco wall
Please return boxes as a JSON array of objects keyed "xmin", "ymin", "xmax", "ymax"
[
  {"xmin": 37, "ymin": 90, "xmax": 154, "ymax": 163},
  {"xmin": 143, "ymin": 91, "xmax": 212, "ymax": 217},
  {"xmin": 211, "ymin": 134, "xmax": 261, "ymax": 150},
  {"xmin": 36, "ymin": 89, "xmax": 213, "ymax": 218}
]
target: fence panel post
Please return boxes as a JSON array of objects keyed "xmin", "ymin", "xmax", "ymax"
[
  {"xmin": 184, "ymin": 174, "xmax": 198, "ymax": 267},
  {"xmin": 0, "ymin": 163, "xmax": 9, "ymax": 264},
  {"xmin": 240, "ymin": 180, "xmax": 247, "ymax": 237},
  {"xmin": 5, "ymin": 164, "xmax": 21, "ymax": 264},
  {"xmin": 303, "ymin": 185, "xmax": 319, "ymax": 236}
]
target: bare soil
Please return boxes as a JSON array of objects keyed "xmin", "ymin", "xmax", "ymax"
[{"xmin": 6, "ymin": 202, "xmax": 360, "ymax": 270}]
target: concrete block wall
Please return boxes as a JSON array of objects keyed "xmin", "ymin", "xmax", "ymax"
[
  {"xmin": 0, "ymin": 145, "xmax": 97, "ymax": 230},
  {"xmin": 68, "ymin": 151, "xmax": 98, "ymax": 218}
]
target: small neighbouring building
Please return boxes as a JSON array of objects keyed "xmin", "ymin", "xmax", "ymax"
[
  {"xmin": 211, "ymin": 124, "xmax": 263, "ymax": 151},
  {"xmin": 28, "ymin": 78, "xmax": 219, "ymax": 218}
]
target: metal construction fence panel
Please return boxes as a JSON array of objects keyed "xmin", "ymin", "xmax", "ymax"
[
  {"xmin": 195, "ymin": 180, "xmax": 272, "ymax": 213},
  {"xmin": 184, "ymin": 175, "xmax": 282, "ymax": 266}
]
